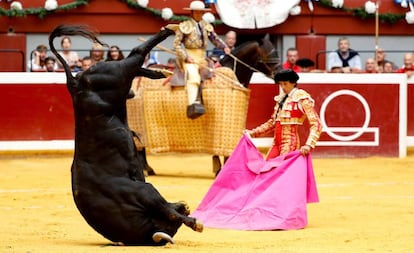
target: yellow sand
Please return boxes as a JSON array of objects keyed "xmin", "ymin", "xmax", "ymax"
[{"xmin": 1, "ymin": 150, "xmax": 413, "ymax": 253}]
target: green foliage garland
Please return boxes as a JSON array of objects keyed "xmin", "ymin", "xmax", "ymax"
[
  {"xmin": 0, "ymin": 0, "xmax": 407, "ymax": 25},
  {"xmin": 120, "ymin": 0, "xmax": 224, "ymax": 24},
  {"xmin": 318, "ymin": 0, "xmax": 405, "ymax": 24},
  {"xmin": 0, "ymin": 0, "xmax": 88, "ymax": 18}
]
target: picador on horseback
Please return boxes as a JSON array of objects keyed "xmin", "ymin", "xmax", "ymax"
[
  {"xmin": 173, "ymin": 1, "xmax": 231, "ymax": 119},
  {"xmin": 125, "ymin": 1, "xmax": 281, "ymax": 175}
]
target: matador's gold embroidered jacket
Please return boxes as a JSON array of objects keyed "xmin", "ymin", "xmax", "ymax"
[
  {"xmin": 250, "ymin": 88, "xmax": 322, "ymax": 158},
  {"xmin": 173, "ymin": 19, "xmax": 226, "ymax": 64}
]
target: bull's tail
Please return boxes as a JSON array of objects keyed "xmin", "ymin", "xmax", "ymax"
[{"xmin": 48, "ymin": 25, "xmax": 107, "ymax": 90}]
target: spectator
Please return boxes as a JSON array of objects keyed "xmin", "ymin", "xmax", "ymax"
[
  {"xmin": 106, "ymin": 45, "xmax": 125, "ymax": 61},
  {"xmin": 58, "ymin": 36, "xmax": 81, "ymax": 71},
  {"xmin": 295, "ymin": 58, "xmax": 315, "ymax": 73},
  {"xmin": 383, "ymin": 61, "xmax": 395, "ymax": 73},
  {"xmin": 330, "ymin": 66, "xmax": 344, "ymax": 73},
  {"xmin": 27, "ymin": 44, "xmax": 51, "ymax": 71},
  {"xmin": 363, "ymin": 58, "xmax": 377, "ymax": 73},
  {"xmin": 166, "ymin": 57, "xmax": 177, "ymax": 71},
  {"xmin": 208, "ymin": 54, "xmax": 221, "ymax": 68},
  {"xmin": 376, "ymin": 47, "xmax": 397, "ymax": 72},
  {"xmin": 211, "ymin": 30, "xmax": 237, "ymax": 59},
  {"xmin": 327, "ymin": 37, "xmax": 361, "ymax": 73},
  {"xmin": 90, "ymin": 43, "xmax": 105, "ymax": 65},
  {"xmin": 397, "ymin": 52, "xmax": 414, "ymax": 78},
  {"xmin": 44, "ymin": 56, "xmax": 57, "ymax": 72},
  {"xmin": 282, "ymin": 47, "xmax": 301, "ymax": 72},
  {"xmin": 75, "ymin": 56, "xmax": 93, "ymax": 72},
  {"xmin": 142, "ymin": 52, "xmax": 160, "ymax": 68}
]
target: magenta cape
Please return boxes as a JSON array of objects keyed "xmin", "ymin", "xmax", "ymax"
[{"xmin": 192, "ymin": 134, "xmax": 319, "ymax": 230}]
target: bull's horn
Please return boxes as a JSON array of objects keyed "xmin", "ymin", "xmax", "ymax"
[{"xmin": 152, "ymin": 232, "xmax": 175, "ymax": 244}]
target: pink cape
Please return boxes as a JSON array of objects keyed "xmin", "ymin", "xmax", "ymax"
[{"xmin": 191, "ymin": 134, "xmax": 319, "ymax": 230}]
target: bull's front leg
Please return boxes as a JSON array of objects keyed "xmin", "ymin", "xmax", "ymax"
[
  {"xmin": 161, "ymin": 202, "xmax": 203, "ymax": 233},
  {"xmin": 169, "ymin": 201, "xmax": 190, "ymax": 216},
  {"xmin": 185, "ymin": 216, "xmax": 204, "ymax": 233},
  {"xmin": 138, "ymin": 184, "xmax": 204, "ymax": 233}
]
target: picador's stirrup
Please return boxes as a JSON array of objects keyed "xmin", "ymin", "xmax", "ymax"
[
  {"xmin": 186, "ymin": 103, "xmax": 205, "ymax": 119},
  {"xmin": 186, "ymin": 82, "xmax": 205, "ymax": 119}
]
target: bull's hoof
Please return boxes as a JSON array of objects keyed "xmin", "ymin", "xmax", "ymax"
[
  {"xmin": 145, "ymin": 165, "xmax": 156, "ymax": 176},
  {"xmin": 194, "ymin": 220, "xmax": 204, "ymax": 233},
  {"xmin": 127, "ymin": 89, "xmax": 135, "ymax": 99},
  {"xmin": 178, "ymin": 201, "xmax": 191, "ymax": 216},
  {"xmin": 152, "ymin": 232, "xmax": 175, "ymax": 244}
]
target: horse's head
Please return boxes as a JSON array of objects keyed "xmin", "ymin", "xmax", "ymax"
[
  {"xmin": 257, "ymin": 34, "xmax": 281, "ymax": 79},
  {"xmin": 219, "ymin": 34, "xmax": 280, "ymax": 87}
]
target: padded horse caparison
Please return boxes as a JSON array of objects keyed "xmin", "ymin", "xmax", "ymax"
[{"xmin": 49, "ymin": 24, "xmax": 203, "ymax": 246}]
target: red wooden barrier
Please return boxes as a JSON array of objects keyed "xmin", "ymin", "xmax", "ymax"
[{"xmin": 0, "ymin": 73, "xmax": 411, "ymax": 157}]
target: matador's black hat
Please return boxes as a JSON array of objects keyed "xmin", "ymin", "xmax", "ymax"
[{"xmin": 274, "ymin": 69, "xmax": 299, "ymax": 84}]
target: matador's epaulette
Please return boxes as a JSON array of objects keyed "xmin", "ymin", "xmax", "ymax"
[
  {"xmin": 274, "ymin": 94, "xmax": 284, "ymax": 103},
  {"xmin": 179, "ymin": 20, "xmax": 195, "ymax": 34},
  {"xmin": 292, "ymin": 89, "xmax": 314, "ymax": 103},
  {"xmin": 200, "ymin": 20, "xmax": 213, "ymax": 32}
]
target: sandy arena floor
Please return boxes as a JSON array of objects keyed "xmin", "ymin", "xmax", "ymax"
[{"xmin": 1, "ymin": 150, "xmax": 414, "ymax": 253}]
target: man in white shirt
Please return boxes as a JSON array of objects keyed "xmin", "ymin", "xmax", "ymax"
[{"xmin": 327, "ymin": 37, "xmax": 361, "ymax": 73}]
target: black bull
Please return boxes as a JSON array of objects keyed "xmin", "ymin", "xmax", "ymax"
[{"xmin": 49, "ymin": 25, "xmax": 203, "ymax": 246}]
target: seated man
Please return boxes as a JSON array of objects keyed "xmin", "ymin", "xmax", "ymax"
[
  {"xmin": 397, "ymin": 52, "xmax": 414, "ymax": 78},
  {"xmin": 362, "ymin": 58, "xmax": 377, "ymax": 73},
  {"xmin": 327, "ymin": 37, "xmax": 361, "ymax": 73},
  {"xmin": 211, "ymin": 30, "xmax": 237, "ymax": 59}
]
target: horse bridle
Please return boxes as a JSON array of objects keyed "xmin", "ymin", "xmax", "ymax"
[
  {"xmin": 229, "ymin": 47, "xmax": 280, "ymax": 78},
  {"xmin": 257, "ymin": 48, "xmax": 281, "ymax": 77},
  {"xmin": 229, "ymin": 53, "xmax": 262, "ymax": 73}
]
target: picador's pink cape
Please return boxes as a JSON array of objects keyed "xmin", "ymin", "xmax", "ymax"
[{"xmin": 192, "ymin": 134, "xmax": 319, "ymax": 230}]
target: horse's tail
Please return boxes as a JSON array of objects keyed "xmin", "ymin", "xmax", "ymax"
[{"xmin": 48, "ymin": 25, "xmax": 107, "ymax": 90}]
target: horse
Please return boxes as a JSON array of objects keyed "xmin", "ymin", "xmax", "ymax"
[
  {"xmin": 220, "ymin": 34, "xmax": 280, "ymax": 87},
  {"xmin": 49, "ymin": 24, "xmax": 203, "ymax": 246},
  {"xmin": 127, "ymin": 35, "xmax": 280, "ymax": 174}
]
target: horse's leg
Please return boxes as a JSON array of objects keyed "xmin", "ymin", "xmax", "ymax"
[
  {"xmin": 223, "ymin": 156, "xmax": 229, "ymax": 164},
  {"xmin": 213, "ymin": 156, "xmax": 230, "ymax": 177},
  {"xmin": 212, "ymin": 155, "xmax": 222, "ymax": 174}
]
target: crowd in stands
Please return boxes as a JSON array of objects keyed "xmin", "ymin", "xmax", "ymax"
[
  {"xmin": 27, "ymin": 41, "xmax": 168, "ymax": 73},
  {"xmin": 280, "ymin": 37, "xmax": 414, "ymax": 78},
  {"xmin": 27, "ymin": 35, "xmax": 414, "ymax": 78}
]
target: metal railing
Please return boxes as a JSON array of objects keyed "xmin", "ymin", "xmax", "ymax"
[
  {"xmin": 27, "ymin": 48, "xmax": 175, "ymax": 72},
  {"xmin": 25, "ymin": 48, "xmax": 221, "ymax": 72}
]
